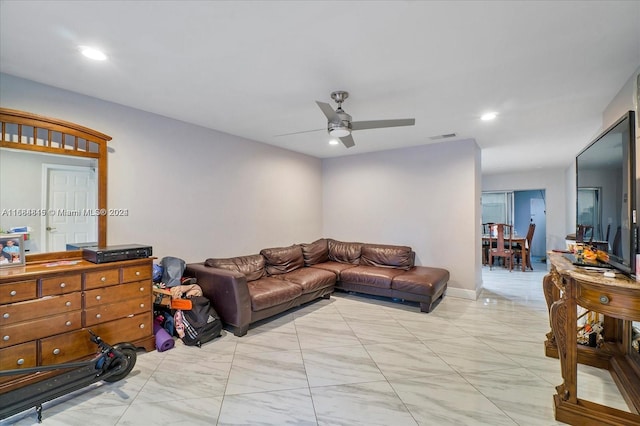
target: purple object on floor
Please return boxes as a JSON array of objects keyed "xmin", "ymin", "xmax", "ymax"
[{"xmin": 154, "ymin": 322, "xmax": 175, "ymax": 352}]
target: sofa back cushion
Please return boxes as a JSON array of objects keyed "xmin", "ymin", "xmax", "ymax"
[
  {"xmin": 204, "ymin": 254, "xmax": 265, "ymax": 282},
  {"xmin": 360, "ymin": 244, "xmax": 414, "ymax": 270},
  {"xmin": 328, "ymin": 239, "xmax": 362, "ymax": 264},
  {"xmin": 300, "ymin": 238, "xmax": 329, "ymax": 266},
  {"xmin": 260, "ymin": 245, "xmax": 305, "ymax": 275}
]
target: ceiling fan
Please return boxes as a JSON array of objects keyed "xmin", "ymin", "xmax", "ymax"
[{"xmin": 278, "ymin": 91, "xmax": 415, "ymax": 148}]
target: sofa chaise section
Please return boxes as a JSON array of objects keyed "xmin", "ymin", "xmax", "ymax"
[{"xmin": 308, "ymin": 240, "xmax": 449, "ymax": 313}]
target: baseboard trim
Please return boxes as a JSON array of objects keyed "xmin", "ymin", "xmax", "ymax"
[{"xmin": 445, "ymin": 287, "xmax": 479, "ymax": 300}]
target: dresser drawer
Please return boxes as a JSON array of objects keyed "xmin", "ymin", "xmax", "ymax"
[
  {"xmin": 0, "ymin": 292, "xmax": 82, "ymax": 325},
  {"xmin": 84, "ymin": 294, "xmax": 151, "ymax": 326},
  {"xmin": 122, "ymin": 264, "xmax": 151, "ymax": 283},
  {"xmin": 0, "ymin": 280, "xmax": 37, "ymax": 304},
  {"xmin": 40, "ymin": 329, "xmax": 96, "ymax": 365},
  {"xmin": 0, "ymin": 310, "xmax": 82, "ymax": 348},
  {"xmin": 41, "ymin": 274, "xmax": 82, "ymax": 296},
  {"xmin": 92, "ymin": 313, "xmax": 152, "ymax": 344},
  {"xmin": 40, "ymin": 313, "xmax": 151, "ymax": 365},
  {"xmin": 0, "ymin": 341, "xmax": 37, "ymax": 384},
  {"xmin": 84, "ymin": 281, "xmax": 150, "ymax": 309},
  {"xmin": 84, "ymin": 268, "xmax": 120, "ymax": 290}
]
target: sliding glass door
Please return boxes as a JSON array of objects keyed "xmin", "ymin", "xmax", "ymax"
[{"xmin": 482, "ymin": 191, "xmax": 514, "ymax": 225}]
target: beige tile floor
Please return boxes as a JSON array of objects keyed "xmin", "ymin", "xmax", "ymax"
[{"xmin": 1, "ymin": 259, "xmax": 630, "ymax": 425}]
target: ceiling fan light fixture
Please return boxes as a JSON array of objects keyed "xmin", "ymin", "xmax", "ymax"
[
  {"xmin": 481, "ymin": 112, "xmax": 498, "ymax": 121},
  {"xmin": 79, "ymin": 46, "xmax": 107, "ymax": 61},
  {"xmin": 329, "ymin": 127, "xmax": 351, "ymax": 138}
]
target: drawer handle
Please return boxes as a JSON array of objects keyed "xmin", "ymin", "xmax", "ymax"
[
  {"xmin": 101, "ymin": 276, "xmax": 106, "ymax": 282},
  {"xmin": 599, "ymin": 295, "xmax": 610, "ymax": 305},
  {"xmin": 139, "ymin": 324, "xmax": 145, "ymax": 329},
  {"xmin": 96, "ymin": 313, "xmax": 102, "ymax": 319},
  {"xmin": 10, "ymin": 290, "xmax": 17, "ymax": 296},
  {"xmin": 53, "ymin": 348, "xmax": 60, "ymax": 355},
  {"xmin": 3, "ymin": 313, "xmax": 9, "ymax": 319},
  {"xmin": 139, "ymin": 287, "xmax": 144, "ymax": 292},
  {"xmin": 135, "ymin": 271, "xmax": 141, "ymax": 276},
  {"xmin": 65, "ymin": 301, "xmax": 72, "ymax": 307},
  {"xmin": 65, "ymin": 321, "xmax": 72, "ymax": 326},
  {"xmin": 3, "ymin": 335, "xmax": 9, "ymax": 341},
  {"xmin": 17, "ymin": 358, "xmax": 24, "ymax": 366},
  {"xmin": 60, "ymin": 282, "xmax": 66, "ymax": 288},
  {"xmin": 96, "ymin": 295, "xmax": 102, "ymax": 300},
  {"xmin": 140, "ymin": 303, "xmax": 145, "ymax": 308}
]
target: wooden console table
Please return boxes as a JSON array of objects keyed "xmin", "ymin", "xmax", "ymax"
[{"xmin": 544, "ymin": 252, "xmax": 640, "ymax": 425}]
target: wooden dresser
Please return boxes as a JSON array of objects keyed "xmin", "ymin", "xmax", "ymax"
[{"xmin": 0, "ymin": 256, "xmax": 155, "ymax": 393}]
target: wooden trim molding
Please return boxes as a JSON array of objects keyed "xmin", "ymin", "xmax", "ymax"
[{"xmin": 0, "ymin": 107, "xmax": 111, "ymax": 249}]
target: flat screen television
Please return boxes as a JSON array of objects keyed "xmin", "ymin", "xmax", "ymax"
[{"xmin": 576, "ymin": 110, "xmax": 637, "ymax": 275}]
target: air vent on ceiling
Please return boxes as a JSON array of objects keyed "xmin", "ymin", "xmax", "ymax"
[{"xmin": 429, "ymin": 133, "xmax": 457, "ymax": 141}]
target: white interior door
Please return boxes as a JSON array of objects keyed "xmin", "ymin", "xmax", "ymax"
[{"xmin": 44, "ymin": 166, "xmax": 97, "ymax": 252}]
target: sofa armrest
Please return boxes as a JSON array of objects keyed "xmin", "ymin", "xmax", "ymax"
[{"xmin": 184, "ymin": 263, "xmax": 252, "ymax": 335}]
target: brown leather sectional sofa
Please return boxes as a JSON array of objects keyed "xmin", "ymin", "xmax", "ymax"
[{"xmin": 185, "ymin": 238, "xmax": 449, "ymax": 336}]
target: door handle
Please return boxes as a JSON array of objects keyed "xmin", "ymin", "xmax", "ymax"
[{"xmin": 46, "ymin": 227, "xmax": 56, "ymax": 231}]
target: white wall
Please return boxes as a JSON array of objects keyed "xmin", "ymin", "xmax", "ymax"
[
  {"xmin": 0, "ymin": 74, "xmax": 324, "ymax": 262},
  {"xmin": 322, "ymin": 139, "xmax": 483, "ymax": 299},
  {"xmin": 603, "ymin": 66, "xmax": 639, "ymax": 128},
  {"xmin": 566, "ymin": 162, "xmax": 576, "ymax": 237},
  {"xmin": 483, "ymin": 168, "xmax": 567, "ymax": 258}
]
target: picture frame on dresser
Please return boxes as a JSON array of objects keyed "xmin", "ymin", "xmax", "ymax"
[{"xmin": 0, "ymin": 235, "xmax": 25, "ymax": 267}]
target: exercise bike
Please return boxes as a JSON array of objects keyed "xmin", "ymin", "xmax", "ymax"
[{"xmin": 0, "ymin": 330, "xmax": 138, "ymax": 423}]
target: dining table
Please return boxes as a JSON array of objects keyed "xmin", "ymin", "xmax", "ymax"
[{"xmin": 482, "ymin": 234, "xmax": 529, "ymax": 271}]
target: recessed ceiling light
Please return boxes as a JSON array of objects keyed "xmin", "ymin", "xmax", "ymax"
[
  {"xmin": 481, "ymin": 112, "xmax": 497, "ymax": 121},
  {"xmin": 329, "ymin": 139, "xmax": 339, "ymax": 145},
  {"xmin": 80, "ymin": 46, "xmax": 107, "ymax": 61}
]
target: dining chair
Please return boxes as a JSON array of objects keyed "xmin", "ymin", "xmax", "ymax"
[
  {"xmin": 488, "ymin": 223, "xmax": 515, "ymax": 271},
  {"xmin": 514, "ymin": 223, "xmax": 536, "ymax": 271},
  {"xmin": 482, "ymin": 222, "xmax": 495, "ymax": 265},
  {"xmin": 576, "ymin": 224, "xmax": 594, "ymax": 243}
]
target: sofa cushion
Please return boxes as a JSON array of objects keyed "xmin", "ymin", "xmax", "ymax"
[
  {"xmin": 260, "ymin": 245, "xmax": 305, "ymax": 276},
  {"xmin": 328, "ymin": 240, "xmax": 362, "ymax": 264},
  {"xmin": 339, "ymin": 265, "xmax": 406, "ymax": 289},
  {"xmin": 360, "ymin": 244, "xmax": 414, "ymax": 270},
  {"xmin": 247, "ymin": 277, "xmax": 302, "ymax": 311},
  {"xmin": 278, "ymin": 267, "xmax": 336, "ymax": 294},
  {"xmin": 205, "ymin": 254, "xmax": 265, "ymax": 282},
  {"xmin": 391, "ymin": 266, "xmax": 449, "ymax": 296},
  {"xmin": 300, "ymin": 238, "xmax": 329, "ymax": 266},
  {"xmin": 309, "ymin": 261, "xmax": 357, "ymax": 276}
]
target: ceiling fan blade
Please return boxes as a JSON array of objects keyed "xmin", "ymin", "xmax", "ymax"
[
  {"xmin": 339, "ymin": 134, "xmax": 356, "ymax": 148},
  {"xmin": 351, "ymin": 118, "xmax": 415, "ymax": 131},
  {"xmin": 274, "ymin": 128, "xmax": 324, "ymax": 137},
  {"xmin": 316, "ymin": 101, "xmax": 339, "ymax": 122}
]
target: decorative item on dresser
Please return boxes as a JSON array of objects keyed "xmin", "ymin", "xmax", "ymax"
[
  {"xmin": 0, "ymin": 252, "xmax": 155, "ymax": 395},
  {"xmin": 0, "ymin": 235, "xmax": 25, "ymax": 267}
]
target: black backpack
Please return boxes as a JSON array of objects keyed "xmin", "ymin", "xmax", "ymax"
[{"xmin": 180, "ymin": 296, "xmax": 222, "ymax": 347}]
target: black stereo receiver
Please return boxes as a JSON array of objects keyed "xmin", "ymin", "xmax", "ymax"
[{"xmin": 82, "ymin": 244, "xmax": 153, "ymax": 264}]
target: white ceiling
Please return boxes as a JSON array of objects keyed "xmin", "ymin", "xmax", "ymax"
[{"xmin": 1, "ymin": 1, "xmax": 639, "ymax": 174}]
